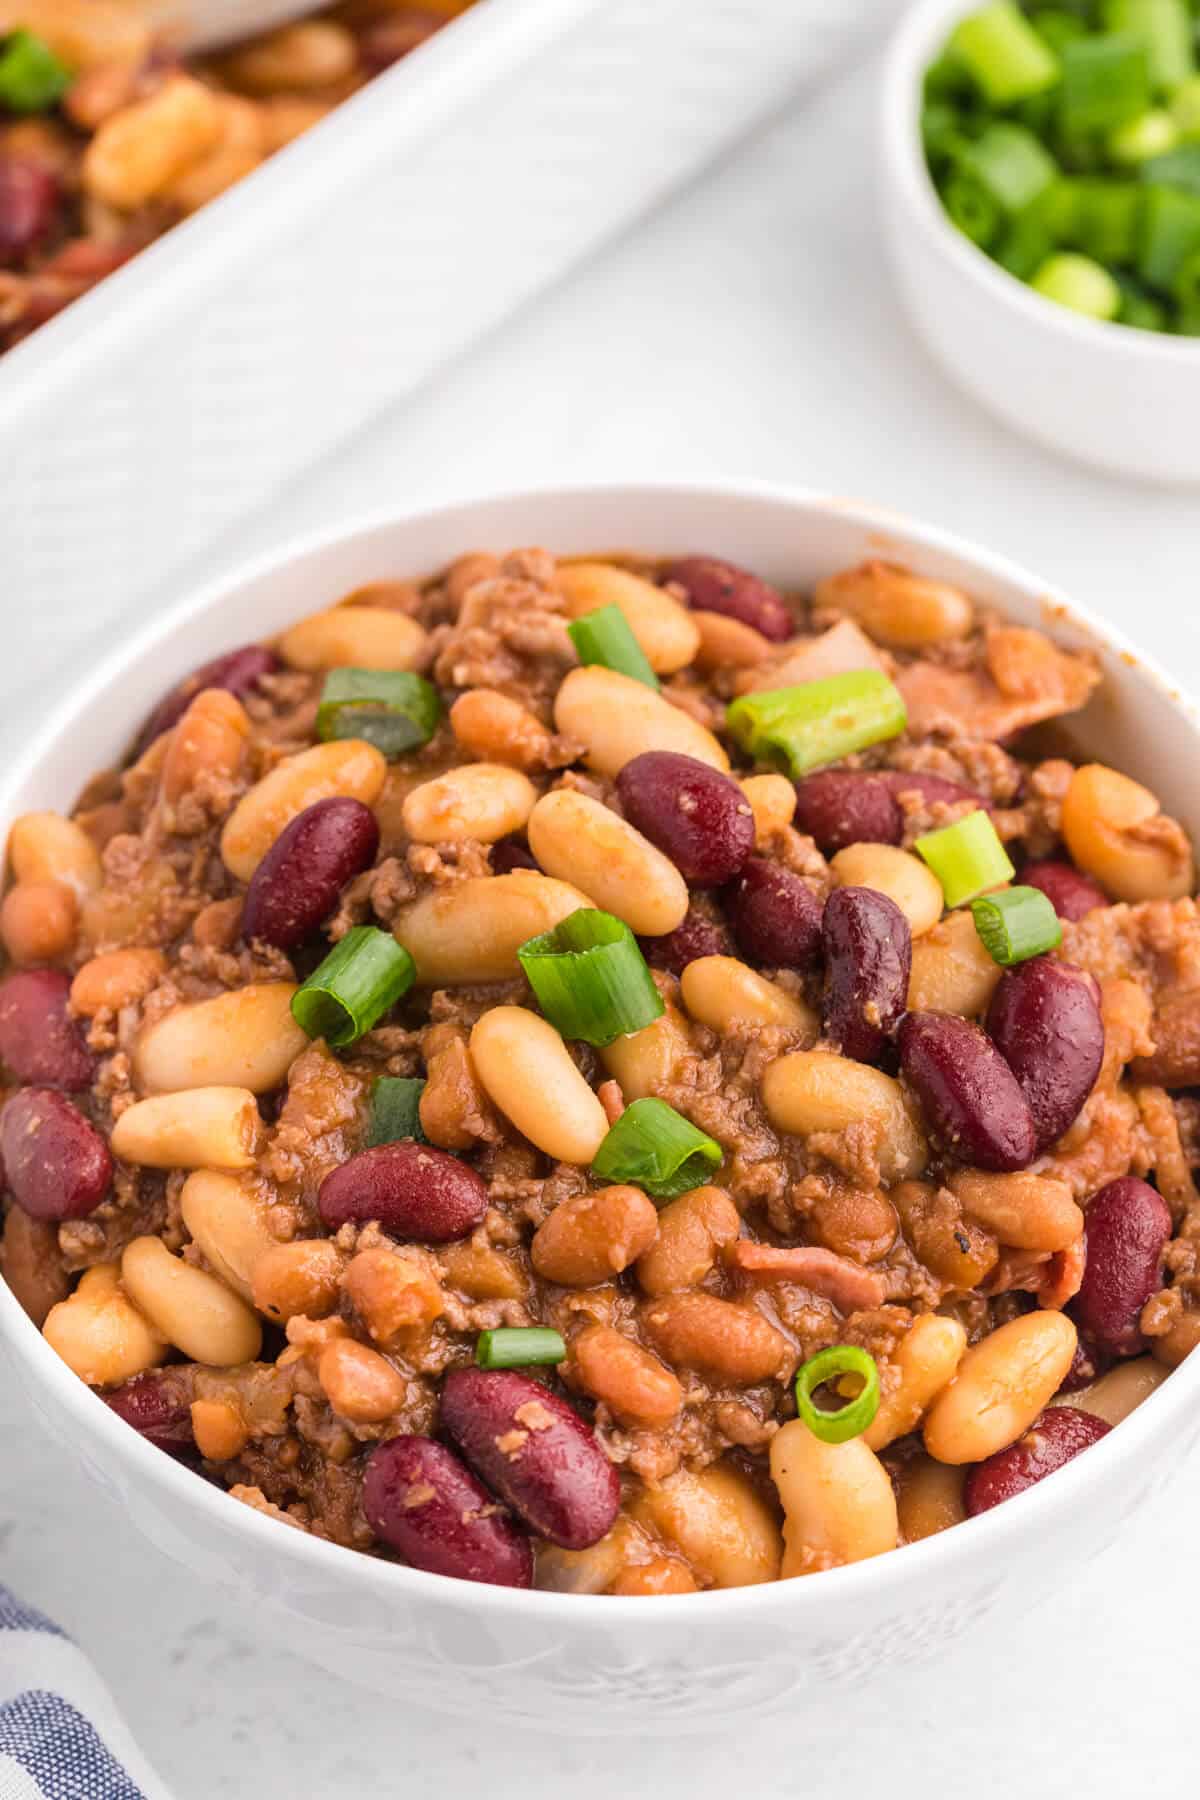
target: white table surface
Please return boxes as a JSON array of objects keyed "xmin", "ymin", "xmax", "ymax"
[{"xmin": 6, "ymin": 41, "xmax": 1200, "ymax": 1800}]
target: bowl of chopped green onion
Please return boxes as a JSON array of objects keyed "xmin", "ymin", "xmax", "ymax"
[{"xmin": 883, "ymin": 0, "xmax": 1200, "ymax": 480}]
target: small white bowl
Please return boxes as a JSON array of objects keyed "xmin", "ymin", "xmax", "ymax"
[
  {"xmin": 881, "ymin": 0, "xmax": 1200, "ymax": 484},
  {"xmin": 4, "ymin": 481, "xmax": 1200, "ymax": 1733}
]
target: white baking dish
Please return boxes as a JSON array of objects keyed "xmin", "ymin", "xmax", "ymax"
[{"xmin": 2, "ymin": 0, "xmax": 901, "ymax": 621}]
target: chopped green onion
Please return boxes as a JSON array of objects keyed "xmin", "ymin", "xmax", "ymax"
[
  {"xmin": 795, "ymin": 1346, "xmax": 881, "ymax": 1445},
  {"xmin": 915, "ymin": 809, "xmax": 1015, "ymax": 909},
  {"xmin": 970, "ymin": 886, "xmax": 1063, "ymax": 966},
  {"xmin": 567, "ymin": 605, "xmax": 659, "ymax": 691},
  {"xmin": 942, "ymin": 167, "xmax": 1002, "ymax": 245},
  {"xmin": 591, "ymin": 1097, "xmax": 722, "ymax": 1201},
  {"xmin": 950, "ymin": 4, "xmax": 1062, "ymax": 106},
  {"xmin": 1137, "ymin": 180, "xmax": 1200, "ymax": 284},
  {"xmin": 1102, "ymin": 0, "xmax": 1194, "ymax": 93},
  {"xmin": 0, "ymin": 30, "xmax": 71, "ymax": 113},
  {"xmin": 1140, "ymin": 139, "xmax": 1200, "ymax": 189},
  {"xmin": 1171, "ymin": 243, "xmax": 1200, "ymax": 304},
  {"xmin": 1031, "ymin": 248, "xmax": 1123, "ymax": 313},
  {"xmin": 996, "ymin": 203, "xmax": 1057, "ymax": 277},
  {"xmin": 316, "ymin": 668, "xmax": 441, "ymax": 759},
  {"xmin": 518, "ymin": 908, "xmax": 663, "ymax": 1047},
  {"xmin": 1169, "ymin": 73, "xmax": 1200, "ymax": 137},
  {"xmin": 1108, "ymin": 107, "xmax": 1180, "ymax": 162},
  {"xmin": 1115, "ymin": 270, "xmax": 1169, "ymax": 324},
  {"xmin": 476, "ymin": 1328, "xmax": 565, "ymax": 1369},
  {"xmin": 367, "ymin": 1076, "xmax": 426, "ymax": 1146},
  {"xmin": 960, "ymin": 122, "xmax": 1060, "ymax": 214},
  {"xmin": 922, "ymin": 100, "xmax": 972, "ymax": 171},
  {"xmin": 1031, "ymin": 10, "xmax": 1090, "ymax": 58},
  {"xmin": 1061, "ymin": 35, "xmax": 1152, "ymax": 136},
  {"xmin": 726, "ymin": 670, "xmax": 907, "ymax": 779},
  {"xmin": 291, "ymin": 925, "xmax": 415, "ymax": 1047},
  {"xmin": 1051, "ymin": 177, "xmax": 1143, "ymax": 262}
]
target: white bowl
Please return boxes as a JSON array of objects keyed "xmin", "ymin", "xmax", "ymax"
[
  {"xmin": 4, "ymin": 481, "xmax": 1199, "ymax": 1733},
  {"xmin": 881, "ymin": 0, "xmax": 1200, "ymax": 484}
]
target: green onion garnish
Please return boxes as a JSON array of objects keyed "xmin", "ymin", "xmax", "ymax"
[
  {"xmin": 915, "ymin": 809, "xmax": 1015, "ymax": 910},
  {"xmin": 1104, "ymin": 0, "xmax": 1195, "ymax": 95},
  {"xmin": 367, "ymin": 1076, "xmax": 426, "ymax": 1146},
  {"xmin": 969, "ymin": 886, "xmax": 1063, "ymax": 967},
  {"xmin": 960, "ymin": 121, "xmax": 1059, "ymax": 215},
  {"xmin": 316, "ymin": 668, "xmax": 441, "ymax": 759},
  {"xmin": 1061, "ymin": 34, "xmax": 1151, "ymax": 137},
  {"xmin": 1031, "ymin": 250, "xmax": 1123, "ymax": 317},
  {"xmin": 291, "ymin": 926, "xmax": 415, "ymax": 1047},
  {"xmin": 1137, "ymin": 182, "xmax": 1200, "ymax": 287},
  {"xmin": 725, "ymin": 671, "xmax": 907, "ymax": 779},
  {"xmin": 950, "ymin": 3, "xmax": 1061, "ymax": 106},
  {"xmin": 517, "ymin": 908, "xmax": 664, "ymax": 1047},
  {"xmin": 0, "ymin": 30, "xmax": 71, "ymax": 113},
  {"xmin": 943, "ymin": 168, "xmax": 1003, "ymax": 247},
  {"xmin": 591, "ymin": 1097, "xmax": 722, "ymax": 1201},
  {"xmin": 794, "ymin": 1345, "xmax": 881, "ymax": 1445},
  {"xmin": 476, "ymin": 1327, "xmax": 566, "ymax": 1370},
  {"xmin": 567, "ymin": 604, "xmax": 659, "ymax": 691}
]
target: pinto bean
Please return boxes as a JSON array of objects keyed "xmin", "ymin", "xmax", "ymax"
[
  {"xmin": 1, "ymin": 1089, "xmax": 111, "ymax": 1221},
  {"xmin": 531, "ymin": 1187, "xmax": 659, "ymax": 1288},
  {"xmin": 640, "ymin": 1292, "xmax": 794, "ymax": 1383},
  {"xmin": 662, "ymin": 555, "xmax": 793, "ymax": 641},
  {"xmin": 986, "ymin": 958, "xmax": 1104, "ymax": 1153},
  {"xmin": 569, "ymin": 1325, "xmax": 683, "ymax": 1427},
  {"xmin": 635, "ymin": 1185, "xmax": 741, "ymax": 1296},
  {"xmin": 1017, "ymin": 859, "xmax": 1109, "ymax": 922},
  {"xmin": 1071, "ymin": 1176, "xmax": 1171, "ymax": 1357},
  {"xmin": 949, "ymin": 1171, "xmax": 1084, "ymax": 1254},
  {"xmin": 964, "ymin": 1406, "xmax": 1111, "ymax": 1514},
  {"xmin": 821, "ymin": 886, "xmax": 911, "ymax": 1064},
  {"xmin": 898, "ymin": 1012, "xmax": 1037, "ymax": 1172},
  {"xmin": 864, "ymin": 1315, "xmax": 967, "ymax": 1450},
  {"xmin": 0, "ymin": 968, "xmax": 93, "ymax": 1090},
  {"xmin": 629, "ymin": 1464, "xmax": 783, "ymax": 1587},
  {"xmin": 240, "ymin": 797, "xmax": 380, "ymax": 949},
  {"xmin": 70, "ymin": 948, "xmax": 166, "ymax": 1017},
  {"xmin": 449, "ymin": 689, "xmax": 554, "ymax": 770},
  {"xmin": 318, "ymin": 1142, "xmax": 488, "ymax": 1243},
  {"xmin": 892, "ymin": 1179, "xmax": 999, "ymax": 1289},
  {"xmin": 362, "ymin": 1435, "xmax": 532, "ymax": 1587},
  {"xmin": 725, "ymin": 858, "xmax": 822, "ymax": 969},
  {"xmin": 0, "ymin": 880, "xmax": 77, "ymax": 965}
]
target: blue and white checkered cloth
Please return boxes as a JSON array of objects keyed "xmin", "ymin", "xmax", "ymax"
[{"xmin": 0, "ymin": 1588, "xmax": 169, "ymax": 1798}]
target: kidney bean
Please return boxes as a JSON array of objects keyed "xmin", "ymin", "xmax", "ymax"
[
  {"xmin": 964, "ymin": 1406, "xmax": 1110, "ymax": 1515},
  {"xmin": 639, "ymin": 907, "xmax": 730, "ymax": 975},
  {"xmin": 0, "ymin": 1089, "xmax": 112, "ymax": 1221},
  {"xmin": 793, "ymin": 772, "xmax": 902, "ymax": 853},
  {"xmin": 362, "ymin": 1435, "xmax": 532, "ymax": 1587},
  {"xmin": 898, "ymin": 1012, "xmax": 1037, "ymax": 1172},
  {"xmin": 490, "ymin": 835, "xmax": 539, "ymax": 875},
  {"xmin": 102, "ymin": 1372, "xmax": 194, "ymax": 1456},
  {"xmin": 240, "ymin": 798, "xmax": 380, "ymax": 949},
  {"xmin": 134, "ymin": 645, "xmax": 281, "ymax": 757},
  {"xmin": 0, "ymin": 969, "xmax": 93, "ymax": 1090},
  {"xmin": 986, "ymin": 958, "xmax": 1104, "ymax": 1152},
  {"xmin": 724, "ymin": 858, "xmax": 822, "ymax": 970},
  {"xmin": 1017, "ymin": 859, "xmax": 1109, "ymax": 923},
  {"xmin": 1058, "ymin": 1333, "xmax": 1110, "ymax": 1393},
  {"xmin": 318, "ymin": 1141, "xmax": 487, "ymax": 1242},
  {"xmin": 880, "ymin": 770, "xmax": 983, "ymax": 812},
  {"xmin": 0, "ymin": 158, "xmax": 60, "ymax": 266},
  {"xmin": 821, "ymin": 886, "xmax": 911, "ymax": 1064},
  {"xmin": 661, "ymin": 555, "xmax": 793, "ymax": 642},
  {"xmin": 1071, "ymin": 1177, "xmax": 1171, "ymax": 1357},
  {"xmin": 616, "ymin": 752, "xmax": 755, "ymax": 885},
  {"xmin": 440, "ymin": 1367, "xmax": 620, "ymax": 1550}
]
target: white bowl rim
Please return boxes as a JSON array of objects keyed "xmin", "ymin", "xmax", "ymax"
[
  {"xmin": 882, "ymin": 0, "xmax": 1200, "ymax": 364},
  {"xmin": 4, "ymin": 474, "xmax": 1198, "ymax": 1625}
]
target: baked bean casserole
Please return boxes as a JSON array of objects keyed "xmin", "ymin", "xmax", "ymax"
[{"xmin": 2, "ymin": 546, "xmax": 1197, "ymax": 1591}]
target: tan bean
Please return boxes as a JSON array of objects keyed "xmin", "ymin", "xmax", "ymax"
[
  {"xmin": 113, "ymin": 1088, "xmax": 264, "ymax": 1173},
  {"xmin": 251, "ymin": 1239, "xmax": 344, "ymax": 1322},
  {"xmin": 440, "ymin": 1241, "xmax": 528, "ymax": 1302},
  {"xmin": 641, "ymin": 1292, "xmax": 794, "ymax": 1383},
  {"xmin": 830, "ymin": 842, "xmax": 944, "ymax": 936},
  {"xmin": 630, "ymin": 1464, "xmax": 782, "ymax": 1588},
  {"xmin": 70, "ymin": 948, "xmax": 166, "ymax": 1016},
  {"xmin": 167, "ymin": 94, "xmax": 264, "ymax": 212},
  {"xmin": 161, "ymin": 689, "xmax": 251, "ymax": 805},
  {"xmin": 761, "ymin": 1051, "xmax": 927, "ymax": 1181},
  {"xmin": 2, "ymin": 1207, "xmax": 70, "ymax": 1326},
  {"xmin": 528, "ymin": 789, "xmax": 688, "ymax": 936},
  {"xmin": 179, "ymin": 1170, "xmax": 275, "ymax": 1302},
  {"xmin": 635, "ymin": 1185, "xmax": 741, "ymax": 1296},
  {"xmin": 258, "ymin": 94, "xmax": 332, "ymax": 149},
  {"xmin": 896, "ymin": 1454, "xmax": 967, "ymax": 1542},
  {"xmin": 221, "ymin": 740, "xmax": 387, "ymax": 880},
  {"xmin": 609, "ymin": 1558, "xmax": 698, "ymax": 1596},
  {"xmin": 133, "ymin": 985, "xmax": 307, "ymax": 1095},
  {"xmin": 1068, "ymin": 1357, "xmax": 1168, "ymax": 1426},
  {"xmin": 570, "ymin": 1324, "xmax": 683, "ymax": 1427},
  {"xmin": 402, "ymin": 762, "xmax": 536, "ymax": 845},
  {"xmin": 531, "ymin": 1187, "xmax": 658, "ymax": 1288},
  {"xmin": 739, "ymin": 773, "xmax": 796, "ymax": 845},
  {"xmin": 470, "ymin": 1006, "xmax": 609, "ymax": 1164},
  {"xmin": 949, "ymin": 1170, "xmax": 1083, "ymax": 1253},
  {"xmin": 0, "ymin": 0, "xmax": 151, "ymax": 68},
  {"xmin": 693, "ymin": 610, "xmax": 773, "ymax": 672},
  {"xmin": 42, "ymin": 1264, "xmax": 167, "ymax": 1387},
  {"xmin": 9, "ymin": 810, "xmax": 102, "ymax": 896},
  {"xmin": 864, "ymin": 1315, "xmax": 967, "ymax": 1451},
  {"xmin": 923, "ymin": 1309, "xmax": 1077, "ymax": 1464},
  {"xmin": 554, "ymin": 667, "xmax": 728, "ymax": 777},
  {"xmin": 892, "ymin": 1179, "xmax": 998, "ymax": 1289},
  {"xmin": 1061, "ymin": 764, "xmax": 1193, "ymax": 902},
  {"xmin": 318, "ymin": 1338, "xmax": 405, "ymax": 1424},
  {"xmin": 277, "ymin": 605, "xmax": 428, "ymax": 673},
  {"xmin": 82, "ymin": 76, "xmax": 223, "ymax": 209},
  {"xmin": 396, "ymin": 871, "xmax": 592, "ymax": 985},
  {"xmin": 815, "ymin": 561, "xmax": 974, "ymax": 648},
  {"xmin": 0, "ymin": 880, "xmax": 77, "ymax": 964},
  {"xmin": 558, "ymin": 562, "xmax": 700, "ymax": 674},
  {"xmin": 771, "ymin": 1419, "xmax": 898, "ymax": 1574},
  {"xmin": 222, "ymin": 20, "xmax": 358, "ymax": 92},
  {"xmin": 449, "ymin": 690, "xmax": 554, "ymax": 769},
  {"xmin": 907, "ymin": 908, "xmax": 1002, "ymax": 1016},
  {"xmin": 190, "ymin": 1398, "xmax": 248, "ymax": 1462},
  {"xmin": 680, "ymin": 955, "xmax": 816, "ymax": 1034},
  {"xmin": 121, "ymin": 1236, "xmax": 262, "ymax": 1367},
  {"xmin": 343, "ymin": 1246, "xmax": 443, "ymax": 1344},
  {"xmin": 599, "ymin": 1002, "xmax": 690, "ymax": 1101}
]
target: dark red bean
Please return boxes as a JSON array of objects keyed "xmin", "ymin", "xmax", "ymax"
[
  {"xmin": 822, "ymin": 887, "xmax": 911, "ymax": 1064},
  {"xmin": 240, "ymin": 798, "xmax": 380, "ymax": 949},
  {"xmin": 318, "ymin": 1141, "xmax": 487, "ymax": 1242},
  {"xmin": 134, "ymin": 645, "xmax": 281, "ymax": 757},
  {"xmin": 357, "ymin": 7, "xmax": 443, "ymax": 72},
  {"xmin": 1071, "ymin": 1177, "xmax": 1171, "ymax": 1357},
  {"xmin": 898, "ymin": 1011, "xmax": 1037, "ymax": 1172},
  {"xmin": 880, "ymin": 770, "xmax": 984, "ymax": 813},
  {"xmin": 0, "ymin": 969, "xmax": 93, "ymax": 1090},
  {"xmin": 440, "ymin": 1367, "xmax": 620, "ymax": 1550},
  {"xmin": 1017, "ymin": 859, "xmax": 1109, "ymax": 923},
  {"xmin": 1058, "ymin": 1334, "xmax": 1110, "ymax": 1394},
  {"xmin": 0, "ymin": 158, "xmax": 60, "ymax": 266},
  {"xmin": 661, "ymin": 555, "xmax": 793, "ymax": 642},
  {"xmin": 102, "ymin": 1373, "xmax": 194, "ymax": 1456},
  {"xmin": 986, "ymin": 957, "xmax": 1104, "ymax": 1153},
  {"xmin": 616, "ymin": 752, "xmax": 755, "ymax": 885},
  {"xmin": 724, "ymin": 858, "xmax": 822, "ymax": 969},
  {"xmin": 963, "ymin": 1406, "xmax": 1111, "ymax": 1515},
  {"xmin": 362, "ymin": 1435, "xmax": 532, "ymax": 1587},
  {"xmin": 792, "ymin": 772, "xmax": 902, "ymax": 853},
  {"xmin": 639, "ymin": 908, "xmax": 730, "ymax": 975},
  {"xmin": 491, "ymin": 836, "xmax": 539, "ymax": 875},
  {"xmin": 0, "ymin": 1089, "xmax": 112, "ymax": 1221}
]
